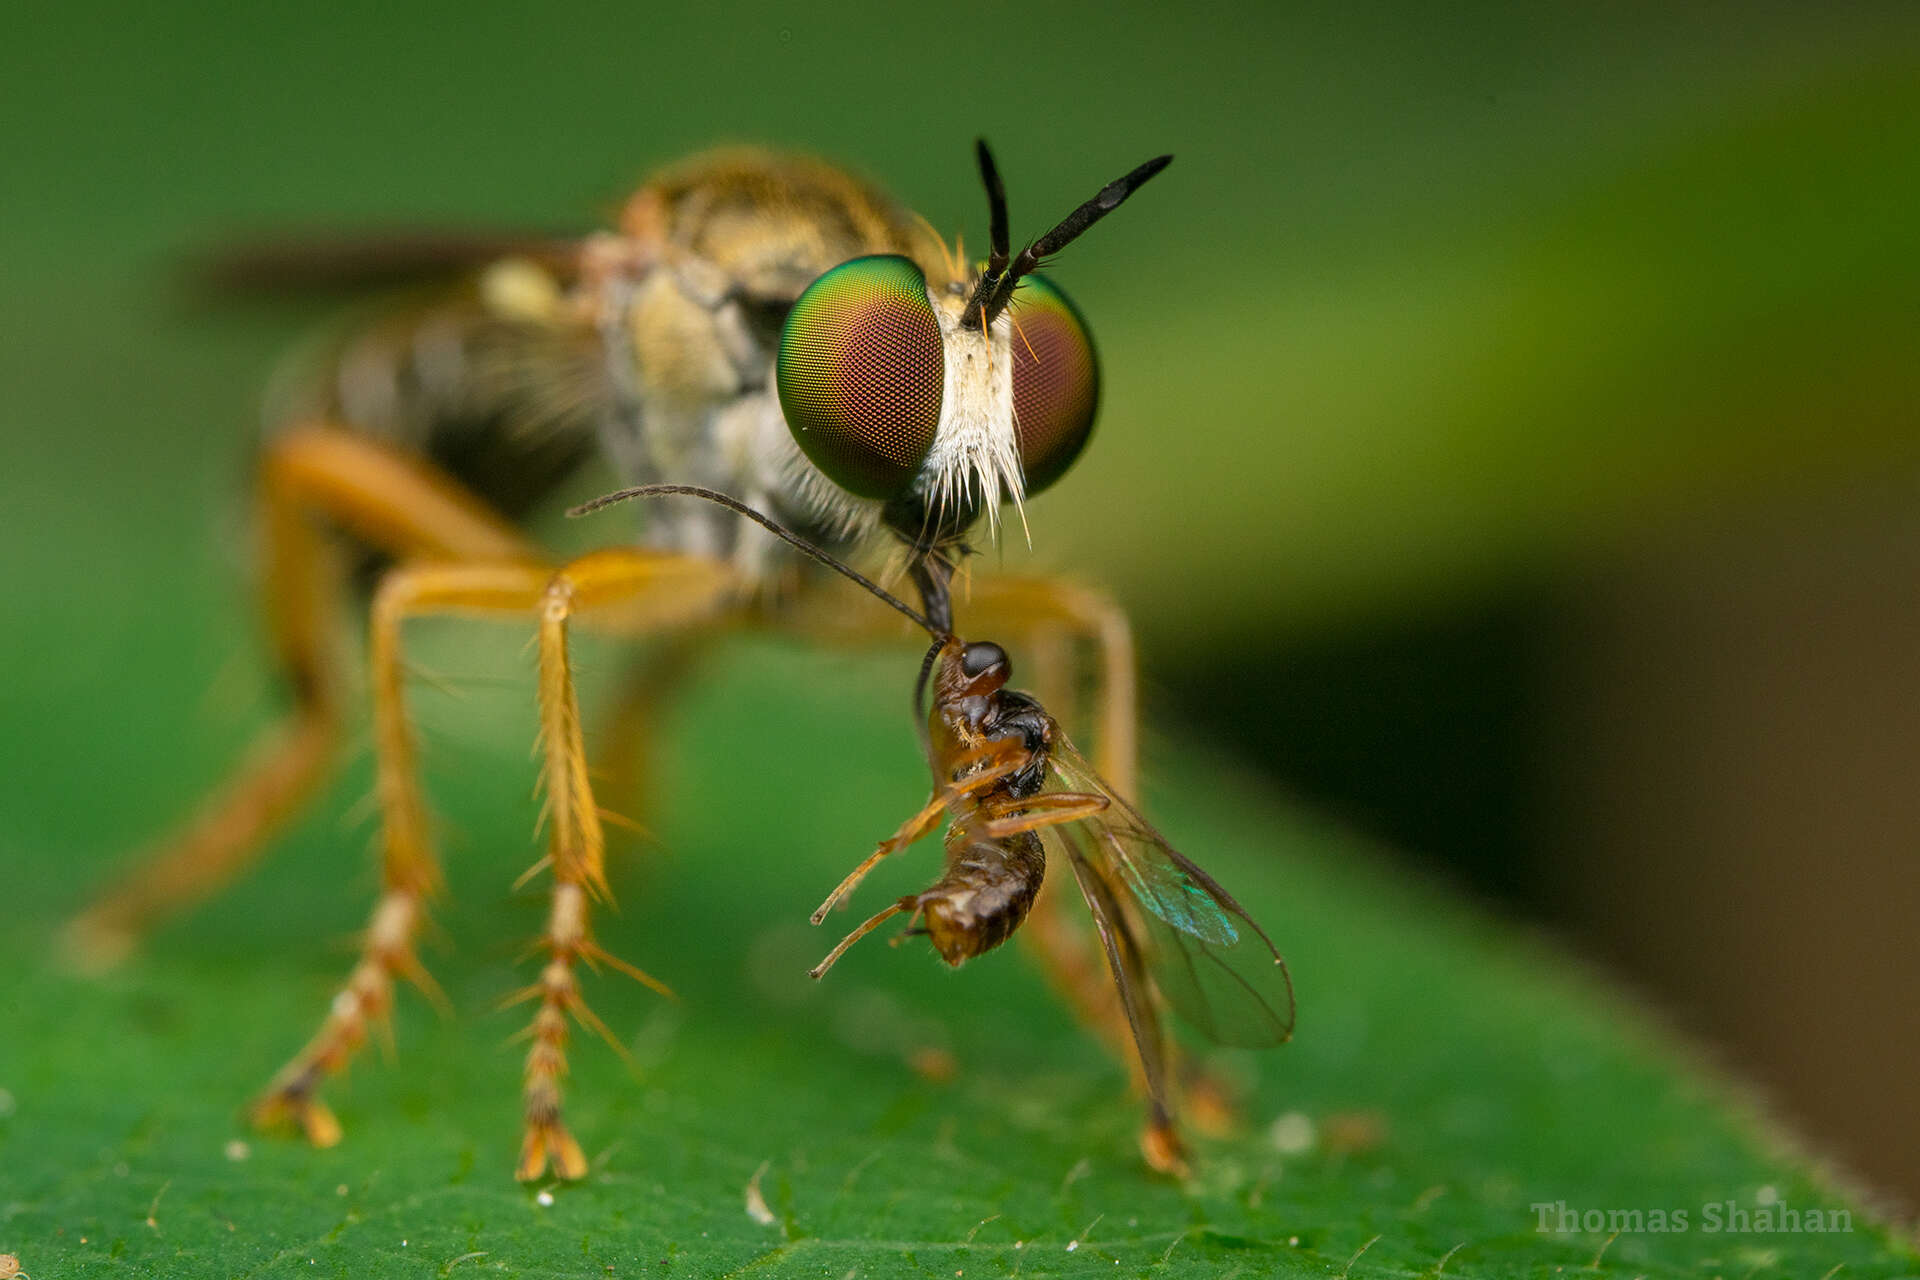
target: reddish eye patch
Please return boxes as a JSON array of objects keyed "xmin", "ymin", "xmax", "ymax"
[
  {"xmin": 777, "ymin": 255, "xmax": 945, "ymax": 500},
  {"xmin": 1007, "ymin": 274, "xmax": 1099, "ymax": 496}
]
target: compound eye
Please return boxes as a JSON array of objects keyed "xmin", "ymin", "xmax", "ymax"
[
  {"xmin": 777, "ymin": 255, "xmax": 945, "ymax": 500},
  {"xmin": 1007, "ymin": 274, "xmax": 1099, "ymax": 496},
  {"xmin": 959, "ymin": 641, "xmax": 1010, "ymax": 681}
]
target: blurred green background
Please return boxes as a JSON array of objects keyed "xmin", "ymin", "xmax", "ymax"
[{"xmin": 4, "ymin": 0, "xmax": 1918, "ymax": 1234}]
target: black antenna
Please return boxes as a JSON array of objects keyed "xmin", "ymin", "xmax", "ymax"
[
  {"xmin": 911, "ymin": 636, "xmax": 945, "ymax": 762},
  {"xmin": 976, "ymin": 138, "xmax": 1010, "ymax": 279},
  {"xmin": 569, "ymin": 484, "xmax": 948, "ymax": 640},
  {"xmin": 1022, "ymin": 154, "xmax": 1172, "ymax": 266},
  {"xmin": 960, "ymin": 149, "xmax": 1172, "ymax": 330},
  {"xmin": 912, "ymin": 637, "xmax": 944, "ymax": 719}
]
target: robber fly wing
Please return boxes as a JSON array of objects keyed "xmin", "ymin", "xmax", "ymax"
[
  {"xmin": 1058, "ymin": 829, "xmax": 1178, "ymax": 1126},
  {"xmin": 194, "ymin": 230, "xmax": 589, "ymax": 297},
  {"xmin": 1048, "ymin": 736, "xmax": 1296, "ymax": 1049}
]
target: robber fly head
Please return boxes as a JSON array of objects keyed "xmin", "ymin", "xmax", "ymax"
[{"xmin": 773, "ymin": 141, "xmax": 1171, "ymax": 552}]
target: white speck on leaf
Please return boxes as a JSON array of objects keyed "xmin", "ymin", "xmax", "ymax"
[{"xmin": 1269, "ymin": 1110, "xmax": 1315, "ymax": 1154}]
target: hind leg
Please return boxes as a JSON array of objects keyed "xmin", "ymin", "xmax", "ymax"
[
  {"xmin": 964, "ymin": 575, "xmax": 1138, "ymax": 1029},
  {"xmin": 62, "ymin": 425, "xmax": 543, "ymax": 970},
  {"xmin": 964, "ymin": 576, "xmax": 1231, "ymax": 1167}
]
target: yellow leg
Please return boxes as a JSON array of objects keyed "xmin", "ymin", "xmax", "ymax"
[
  {"xmin": 518, "ymin": 548, "xmax": 737, "ymax": 1181},
  {"xmin": 977, "ymin": 791, "xmax": 1110, "ymax": 840},
  {"xmin": 809, "ymin": 796, "xmax": 948, "ymax": 923},
  {"xmin": 247, "ymin": 549, "xmax": 734, "ymax": 1177},
  {"xmin": 811, "ymin": 738, "xmax": 1032, "ymax": 923},
  {"xmin": 964, "ymin": 576, "xmax": 1137, "ymax": 794},
  {"xmin": 958, "ymin": 577, "xmax": 1215, "ymax": 1160},
  {"xmin": 63, "ymin": 425, "xmax": 541, "ymax": 970},
  {"xmin": 591, "ymin": 638, "xmax": 703, "ymax": 859},
  {"xmin": 250, "ymin": 561, "xmax": 553, "ymax": 1149}
]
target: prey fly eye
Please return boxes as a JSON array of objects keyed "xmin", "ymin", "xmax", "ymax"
[
  {"xmin": 777, "ymin": 255, "xmax": 944, "ymax": 500},
  {"xmin": 1006, "ymin": 274, "xmax": 1099, "ymax": 496},
  {"xmin": 960, "ymin": 641, "xmax": 1009, "ymax": 680}
]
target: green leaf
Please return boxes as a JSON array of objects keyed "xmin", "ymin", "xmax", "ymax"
[{"xmin": 2, "ymin": 641, "xmax": 1911, "ymax": 1278}]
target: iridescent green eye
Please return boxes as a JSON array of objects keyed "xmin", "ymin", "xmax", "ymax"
[
  {"xmin": 1006, "ymin": 274, "xmax": 1099, "ymax": 495},
  {"xmin": 777, "ymin": 255, "xmax": 945, "ymax": 500}
]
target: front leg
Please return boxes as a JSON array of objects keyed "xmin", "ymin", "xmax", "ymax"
[
  {"xmin": 978, "ymin": 791, "xmax": 1111, "ymax": 840},
  {"xmin": 518, "ymin": 548, "xmax": 737, "ymax": 1181},
  {"xmin": 965, "ymin": 576, "xmax": 1137, "ymax": 794},
  {"xmin": 809, "ymin": 736, "xmax": 1032, "ymax": 923},
  {"xmin": 250, "ymin": 548, "xmax": 735, "ymax": 1182}
]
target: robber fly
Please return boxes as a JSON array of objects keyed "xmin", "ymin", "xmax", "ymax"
[
  {"xmin": 66, "ymin": 142, "xmax": 1171, "ymax": 1181},
  {"xmin": 576, "ymin": 485, "xmax": 1296, "ymax": 1174}
]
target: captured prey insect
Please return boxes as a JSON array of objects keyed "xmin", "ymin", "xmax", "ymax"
[
  {"xmin": 576, "ymin": 486, "xmax": 1295, "ymax": 1175},
  {"xmin": 65, "ymin": 142, "xmax": 1172, "ymax": 1181}
]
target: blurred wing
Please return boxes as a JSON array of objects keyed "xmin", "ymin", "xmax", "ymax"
[
  {"xmin": 194, "ymin": 229, "xmax": 587, "ymax": 297},
  {"xmin": 1048, "ymin": 737, "xmax": 1295, "ymax": 1049}
]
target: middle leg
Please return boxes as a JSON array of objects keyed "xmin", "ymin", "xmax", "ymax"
[
  {"xmin": 964, "ymin": 576, "xmax": 1141, "ymax": 1052},
  {"xmin": 975, "ymin": 576, "xmax": 1252, "ymax": 1159}
]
